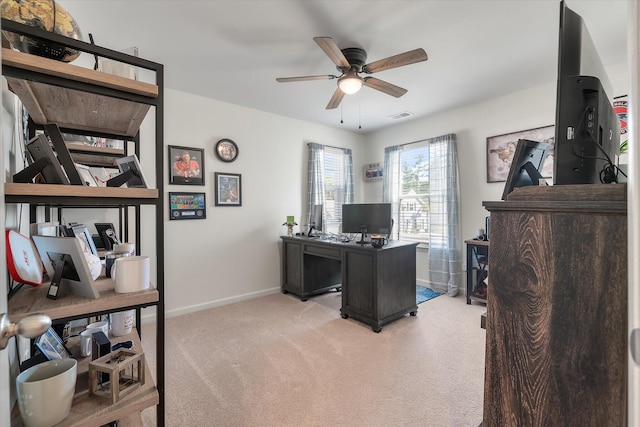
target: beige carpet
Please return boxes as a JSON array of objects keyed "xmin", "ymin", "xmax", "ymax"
[{"xmin": 140, "ymin": 291, "xmax": 487, "ymax": 426}]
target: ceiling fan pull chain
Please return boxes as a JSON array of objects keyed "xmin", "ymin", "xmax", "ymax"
[{"xmin": 340, "ymin": 103, "xmax": 343, "ymax": 124}]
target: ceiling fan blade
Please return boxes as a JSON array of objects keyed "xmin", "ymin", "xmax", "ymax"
[
  {"xmin": 363, "ymin": 48, "xmax": 428, "ymax": 74},
  {"xmin": 276, "ymin": 75, "xmax": 337, "ymax": 83},
  {"xmin": 363, "ymin": 77, "xmax": 407, "ymax": 98},
  {"xmin": 314, "ymin": 37, "xmax": 351, "ymax": 69},
  {"xmin": 326, "ymin": 87, "xmax": 345, "ymax": 109}
]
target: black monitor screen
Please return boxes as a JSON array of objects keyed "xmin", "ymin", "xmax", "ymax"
[
  {"xmin": 342, "ymin": 203, "xmax": 392, "ymax": 235},
  {"xmin": 501, "ymin": 139, "xmax": 550, "ymax": 200}
]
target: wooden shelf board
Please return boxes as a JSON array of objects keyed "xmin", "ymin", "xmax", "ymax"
[
  {"xmin": 3, "ymin": 48, "xmax": 157, "ymax": 137},
  {"xmin": 11, "ymin": 333, "xmax": 158, "ymax": 427},
  {"xmin": 468, "ymin": 294, "xmax": 487, "ymax": 304},
  {"xmin": 5, "ymin": 183, "xmax": 158, "ymax": 200},
  {"xmin": 8, "ymin": 277, "xmax": 159, "ymax": 322},
  {"xmin": 66, "ymin": 144, "xmax": 125, "ymax": 157},
  {"xmin": 2, "ymin": 49, "xmax": 158, "ymax": 98}
]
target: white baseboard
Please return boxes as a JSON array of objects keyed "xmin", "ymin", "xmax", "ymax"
[{"xmin": 140, "ymin": 287, "xmax": 281, "ymax": 323}]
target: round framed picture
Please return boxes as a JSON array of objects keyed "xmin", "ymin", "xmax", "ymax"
[{"xmin": 215, "ymin": 139, "xmax": 238, "ymax": 162}]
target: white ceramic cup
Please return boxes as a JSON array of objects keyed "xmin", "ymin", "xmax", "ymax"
[
  {"xmin": 16, "ymin": 358, "xmax": 77, "ymax": 427},
  {"xmin": 113, "ymin": 242, "xmax": 135, "ymax": 257},
  {"xmin": 110, "ymin": 309, "xmax": 135, "ymax": 336},
  {"xmin": 80, "ymin": 329, "xmax": 94, "ymax": 357},
  {"xmin": 86, "ymin": 320, "xmax": 109, "ymax": 336},
  {"xmin": 111, "ymin": 255, "xmax": 150, "ymax": 293}
]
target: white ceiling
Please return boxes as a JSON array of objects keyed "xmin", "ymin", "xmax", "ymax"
[{"xmin": 58, "ymin": 0, "xmax": 628, "ymax": 134}]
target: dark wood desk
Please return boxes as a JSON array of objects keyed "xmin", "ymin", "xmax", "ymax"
[{"xmin": 280, "ymin": 236, "xmax": 418, "ymax": 332}]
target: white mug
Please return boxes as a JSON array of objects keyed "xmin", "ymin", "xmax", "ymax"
[
  {"xmin": 111, "ymin": 255, "xmax": 150, "ymax": 293},
  {"xmin": 110, "ymin": 309, "xmax": 135, "ymax": 336},
  {"xmin": 80, "ymin": 329, "xmax": 94, "ymax": 357},
  {"xmin": 113, "ymin": 242, "xmax": 135, "ymax": 257}
]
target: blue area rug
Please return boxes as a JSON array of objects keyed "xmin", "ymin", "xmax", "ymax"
[{"xmin": 416, "ymin": 285, "xmax": 442, "ymax": 304}]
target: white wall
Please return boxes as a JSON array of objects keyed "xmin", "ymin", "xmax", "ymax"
[{"xmin": 160, "ymin": 89, "xmax": 364, "ymax": 316}]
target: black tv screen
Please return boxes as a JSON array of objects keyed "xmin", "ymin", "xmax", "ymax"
[
  {"xmin": 341, "ymin": 203, "xmax": 392, "ymax": 235},
  {"xmin": 553, "ymin": 0, "xmax": 620, "ymax": 185}
]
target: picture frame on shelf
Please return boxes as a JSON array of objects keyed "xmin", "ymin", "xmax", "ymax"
[
  {"xmin": 89, "ymin": 167, "xmax": 119, "ymax": 187},
  {"xmin": 214, "ymin": 172, "xmax": 242, "ymax": 206},
  {"xmin": 169, "ymin": 192, "xmax": 207, "ymax": 220},
  {"xmin": 115, "ymin": 154, "xmax": 148, "ymax": 188},
  {"xmin": 486, "ymin": 125, "xmax": 555, "ymax": 183},
  {"xmin": 70, "ymin": 224, "xmax": 100, "ymax": 258},
  {"xmin": 94, "ymin": 223, "xmax": 119, "ymax": 250},
  {"xmin": 75, "ymin": 163, "xmax": 98, "ymax": 187},
  {"xmin": 35, "ymin": 328, "xmax": 72, "ymax": 360},
  {"xmin": 169, "ymin": 145, "xmax": 204, "ymax": 185},
  {"xmin": 22, "ymin": 134, "xmax": 70, "ymax": 185}
]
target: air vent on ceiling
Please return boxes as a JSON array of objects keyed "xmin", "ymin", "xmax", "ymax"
[{"xmin": 388, "ymin": 111, "xmax": 413, "ymax": 120}]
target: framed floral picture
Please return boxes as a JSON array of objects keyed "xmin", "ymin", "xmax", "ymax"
[
  {"xmin": 486, "ymin": 125, "xmax": 555, "ymax": 183},
  {"xmin": 215, "ymin": 172, "xmax": 242, "ymax": 206}
]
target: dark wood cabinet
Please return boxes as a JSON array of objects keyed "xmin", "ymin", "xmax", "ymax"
[{"xmin": 482, "ymin": 184, "xmax": 627, "ymax": 426}]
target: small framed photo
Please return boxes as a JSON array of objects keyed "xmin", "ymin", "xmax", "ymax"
[
  {"xmin": 363, "ymin": 162, "xmax": 383, "ymax": 182},
  {"xmin": 215, "ymin": 172, "xmax": 242, "ymax": 206},
  {"xmin": 71, "ymin": 224, "xmax": 99, "ymax": 258},
  {"xmin": 35, "ymin": 327, "xmax": 72, "ymax": 360},
  {"xmin": 115, "ymin": 154, "xmax": 148, "ymax": 188},
  {"xmin": 169, "ymin": 192, "xmax": 207, "ymax": 220},
  {"xmin": 169, "ymin": 145, "xmax": 205, "ymax": 185},
  {"xmin": 75, "ymin": 163, "xmax": 98, "ymax": 187},
  {"xmin": 486, "ymin": 125, "xmax": 555, "ymax": 183},
  {"xmin": 215, "ymin": 139, "xmax": 238, "ymax": 162}
]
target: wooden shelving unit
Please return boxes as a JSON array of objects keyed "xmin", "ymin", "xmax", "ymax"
[
  {"xmin": 2, "ymin": 18, "xmax": 165, "ymax": 426},
  {"xmin": 465, "ymin": 239, "xmax": 488, "ymax": 304}
]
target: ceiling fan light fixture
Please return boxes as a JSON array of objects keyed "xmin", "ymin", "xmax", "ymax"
[{"xmin": 338, "ymin": 72, "xmax": 363, "ymax": 94}]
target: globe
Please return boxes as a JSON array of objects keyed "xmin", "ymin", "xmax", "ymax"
[{"xmin": 1, "ymin": 0, "xmax": 83, "ymax": 62}]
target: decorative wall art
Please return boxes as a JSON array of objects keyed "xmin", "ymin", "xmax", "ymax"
[
  {"xmin": 169, "ymin": 192, "xmax": 207, "ymax": 220},
  {"xmin": 486, "ymin": 125, "xmax": 555, "ymax": 183},
  {"xmin": 363, "ymin": 162, "xmax": 383, "ymax": 182},
  {"xmin": 169, "ymin": 145, "xmax": 204, "ymax": 185},
  {"xmin": 215, "ymin": 139, "xmax": 238, "ymax": 162},
  {"xmin": 215, "ymin": 172, "xmax": 242, "ymax": 206},
  {"xmin": 614, "ymin": 95, "xmax": 628, "ymax": 154}
]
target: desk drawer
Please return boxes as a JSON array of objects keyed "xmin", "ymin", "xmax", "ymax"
[{"xmin": 304, "ymin": 244, "xmax": 341, "ymax": 259}]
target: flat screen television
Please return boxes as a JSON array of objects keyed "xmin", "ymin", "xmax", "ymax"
[
  {"xmin": 554, "ymin": 0, "xmax": 620, "ymax": 185},
  {"xmin": 341, "ymin": 203, "xmax": 392, "ymax": 243},
  {"xmin": 501, "ymin": 139, "xmax": 551, "ymax": 200}
]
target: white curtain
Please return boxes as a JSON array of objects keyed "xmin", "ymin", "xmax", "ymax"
[
  {"xmin": 383, "ymin": 134, "xmax": 462, "ymax": 296},
  {"xmin": 427, "ymin": 134, "xmax": 462, "ymax": 297},
  {"xmin": 382, "ymin": 145, "xmax": 401, "ymax": 240},
  {"xmin": 306, "ymin": 143, "xmax": 354, "ymax": 229}
]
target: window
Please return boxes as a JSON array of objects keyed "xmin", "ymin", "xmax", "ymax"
[
  {"xmin": 384, "ymin": 134, "xmax": 459, "ymax": 246},
  {"xmin": 398, "ymin": 143, "xmax": 430, "ymax": 243},
  {"xmin": 307, "ymin": 143, "xmax": 354, "ymax": 234}
]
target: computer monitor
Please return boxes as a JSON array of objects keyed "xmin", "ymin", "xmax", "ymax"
[
  {"xmin": 342, "ymin": 203, "xmax": 392, "ymax": 243},
  {"xmin": 553, "ymin": 0, "xmax": 620, "ymax": 185},
  {"xmin": 31, "ymin": 236, "xmax": 100, "ymax": 299},
  {"xmin": 501, "ymin": 139, "xmax": 550, "ymax": 200}
]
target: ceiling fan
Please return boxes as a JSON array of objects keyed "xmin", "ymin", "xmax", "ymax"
[{"xmin": 276, "ymin": 37, "xmax": 428, "ymax": 109}]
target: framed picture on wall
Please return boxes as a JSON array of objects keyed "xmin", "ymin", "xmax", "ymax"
[
  {"xmin": 169, "ymin": 192, "xmax": 207, "ymax": 220},
  {"xmin": 486, "ymin": 125, "xmax": 555, "ymax": 183},
  {"xmin": 363, "ymin": 163, "xmax": 383, "ymax": 182},
  {"xmin": 214, "ymin": 172, "xmax": 242, "ymax": 206},
  {"xmin": 169, "ymin": 145, "xmax": 205, "ymax": 185}
]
